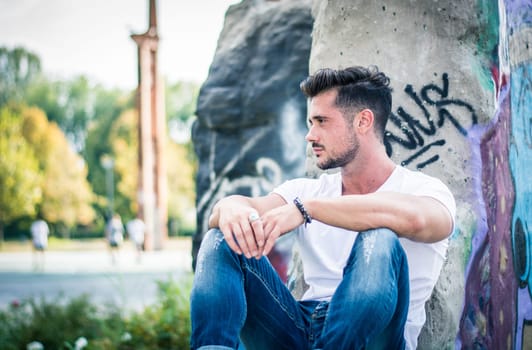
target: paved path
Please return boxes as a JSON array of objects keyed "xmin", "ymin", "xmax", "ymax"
[
  {"xmin": 0, "ymin": 239, "xmax": 193, "ymax": 311},
  {"xmin": 0, "ymin": 247, "xmax": 192, "ymax": 274}
]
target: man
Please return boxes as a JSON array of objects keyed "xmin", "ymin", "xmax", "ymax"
[
  {"xmin": 106, "ymin": 214, "xmax": 124, "ymax": 264},
  {"xmin": 31, "ymin": 219, "xmax": 50, "ymax": 271},
  {"xmin": 126, "ymin": 217, "xmax": 145, "ymax": 263},
  {"xmin": 190, "ymin": 66, "xmax": 455, "ymax": 350}
]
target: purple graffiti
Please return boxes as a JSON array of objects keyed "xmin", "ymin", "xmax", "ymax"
[{"xmin": 458, "ymin": 83, "xmax": 517, "ymax": 349}]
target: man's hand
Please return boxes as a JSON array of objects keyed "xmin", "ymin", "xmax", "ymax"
[
  {"xmin": 217, "ymin": 203, "xmax": 265, "ymax": 259},
  {"xmin": 209, "ymin": 194, "xmax": 289, "ymax": 259},
  {"xmin": 261, "ymin": 202, "xmax": 304, "ymax": 256}
]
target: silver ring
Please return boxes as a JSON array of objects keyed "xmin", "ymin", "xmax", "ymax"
[{"xmin": 248, "ymin": 212, "xmax": 260, "ymax": 222}]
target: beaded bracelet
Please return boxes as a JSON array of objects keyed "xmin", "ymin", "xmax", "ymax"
[{"xmin": 293, "ymin": 197, "xmax": 312, "ymax": 227}]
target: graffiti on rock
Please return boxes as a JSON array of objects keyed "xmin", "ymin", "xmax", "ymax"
[
  {"xmin": 510, "ymin": 64, "xmax": 532, "ymax": 350},
  {"xmin": 385, "ymin": 73, "xmax": 478, "ymax": 169}
]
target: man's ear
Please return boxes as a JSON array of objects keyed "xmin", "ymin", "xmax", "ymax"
[{"xmin": 354, "ymin": 109, "xmax": 374, "ymax": 134}]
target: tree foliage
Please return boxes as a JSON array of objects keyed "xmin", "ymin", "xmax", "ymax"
[
  {"xmin": 26, "ymin": 76, "xmax": 134, "ymax": 152},
  {"xmin": 104, "ymin": 108, "xmax": 197, "ymax": 228},
  {"xmin": 0, "ymin": 45, "xmax": 200, "ymax": 236},
  {"xmin": 166, "ymin": 81, "xmax": 199, "ymax": 148},
  {"xmin": 166, "ymin": 81, "xmax": 199, "ymax": 123},
  {"xmin": 166, "ymin": 140, "xmax": 196, "ymax": 229},
  {"xmin": 0, "ymin": 46, "xmax": 41, "ymax": 106},
  {"xmin": 165, "ymin": 82, "xmax": 199, "ymax": 231},
  {"xmin": 110, "ymin": 109, "xmax": 139, "ymax": 220},
  {"xmin": 20, "ymin": 107, "xmax": 95, "ymax": 229},
  {"xmin": 0, "ymin": 107, "xmax": 42, "ymax": 224},
  {"xmin": 84, "ymin": 92, "xmax": 134, "ymax": 221}
]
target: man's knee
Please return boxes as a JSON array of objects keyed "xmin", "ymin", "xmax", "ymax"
[
  {"xmin": 201, "ymin": 228, "xmax": 224, "ymax": 248},
  {"xmin": 199, "ymin": 228, "xmax": 230, "ymax": 253},
  {"xmin": 355, "ymin": 228, "xmax": 403, "ymax": 262},
  {"xmin": 196, "ymin": 229, "xmax": 233, "ymax": 272},
  {"xmin": 359, "ymin": 228, "xmax": 399, "ymax": 243}
]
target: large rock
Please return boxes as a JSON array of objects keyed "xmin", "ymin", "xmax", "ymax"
[
  {"xmin": 307, "ymin": 0, "xmax": 497, "ymax": 348},
  {"xmin": 192, "ymin": 0, "xmax": 313, "ymax": 271},
  {"xmin": 305, "ymin": 0, "xmax": 532, "ymax": 348}
]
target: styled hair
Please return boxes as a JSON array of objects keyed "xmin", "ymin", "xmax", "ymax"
[{"xmin": 300, "ymin": 66, "xmax": 392, "ymax": 140}]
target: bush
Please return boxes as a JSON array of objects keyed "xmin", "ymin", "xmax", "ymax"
[
  {"xmin": 122, "ymin": 278, "xmax": 192, "ymax": 349},
  {"xmin": 0, "ymin": 275, "xmax": 193, "ymax": 350},
  {"xmin": 0, "ymin": 294, "xmax": 125, "ymax": 350}
]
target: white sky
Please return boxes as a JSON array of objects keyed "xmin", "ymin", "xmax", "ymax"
[{"xmin": 0, "ymin": 0, "xmax": 240, "ymax": 90}]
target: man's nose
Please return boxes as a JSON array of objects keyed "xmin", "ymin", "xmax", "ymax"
[{"xmin": 305, "ymin": 126, "xmax": 317, "ymax": 143}]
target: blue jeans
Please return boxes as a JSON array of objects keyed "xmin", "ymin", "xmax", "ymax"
[{"xmin": 190, "ymin": 228, "xmax": 409, "ymax": 350}]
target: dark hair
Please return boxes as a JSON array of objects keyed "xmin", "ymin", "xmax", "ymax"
[{"xmin": 300, "ymin": 66, "xmax": 392, "ymax": 140}]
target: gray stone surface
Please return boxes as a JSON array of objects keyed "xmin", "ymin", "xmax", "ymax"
[{"xmin": 307, "ymin": 0, "xmax": 496, "ymax": 347}]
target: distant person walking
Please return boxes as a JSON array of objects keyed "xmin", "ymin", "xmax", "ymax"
[
  {"xmin": 126, "ymin": 217, "xmax": 145, "ymax": 263},
  {"xmin": 106, "ymin": 214, "xmax": 124, "ymax": 264},
  {"xmin": 30, "ymin": 219, "xmax": 49, "ymax": 271}
]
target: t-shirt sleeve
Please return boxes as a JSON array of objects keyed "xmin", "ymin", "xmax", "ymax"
[
  {"xmin": 413, "ymin": 177, "xmax": 457, "ymax": 235},
  {"xmin": 271, "ymin": 178, "xmax": 307, "ymax": 203}
]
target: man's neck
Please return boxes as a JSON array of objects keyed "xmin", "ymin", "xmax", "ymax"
[{"xmin": 340, "ymin": 154, "xmax": 396, "ymax": 195}]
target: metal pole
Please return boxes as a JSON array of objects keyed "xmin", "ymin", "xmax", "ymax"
[{"xmin": 101, "ymin": 155, "xmax": 115, "ymax": 218}]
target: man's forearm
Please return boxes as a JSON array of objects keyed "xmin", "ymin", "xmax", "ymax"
[{"xmin": 303, "ymin": 192, "xmax": 453, "ymax": 243}]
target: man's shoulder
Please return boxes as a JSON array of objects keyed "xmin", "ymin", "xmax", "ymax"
[
  {"xmin": 273, "ymin": 172, "xmax": 341, "ymax": 199},
  {"xmin": 283, "ymin": 172, "xmax": 340, "ymax": 188},
  {"xmin": 395, "ymin": 165, "xmax": 448, "ymax": 186},
  {"xmin": 394, "ymin": 166, "xmax": 456, "ymax": 215}
]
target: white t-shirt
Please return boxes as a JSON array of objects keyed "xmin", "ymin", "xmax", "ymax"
[
  {"xmin": 272, "ymin": 166, "xmax": 456, "ymax": 350},
  {"xmin": 31, "ymin": 220, "xmax": 49, "ymax": 248},
  {"xmin": 107, "ymin": 218, "xmax": 124, "ymax": 245},
  {"xmin": 127, "ymin": 218, "xmax": 145, "ymax": 245}
]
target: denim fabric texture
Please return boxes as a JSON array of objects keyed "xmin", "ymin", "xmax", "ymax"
[{"xmin": 190, "ymin": 228, "xmax": 409, "ymax": 350}]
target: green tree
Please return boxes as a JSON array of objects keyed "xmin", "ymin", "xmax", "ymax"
[
  {"xmin": 0, "ymin": 46, "xmax": 41, "ymax": 106},
  {"xmin": 21, "ymin": 107, "xmax": 95, "ymax": 235},
  {"xmin": 166, "ymin": 139, "xmax": 196, "ymax": 233},
  {"xmin": 166, "ymin": 81, "xmax": 199, "ymax": 123},
  {"xmin": 165, "ymin": 81, "xmax": 198, "ymax": 233},
  {"xmin": 84, "ymin": 89, "xmax": 134, "ymax": 219},
  {"xmin": 26, "ymin": 76, "xmax": 109, "ymax": 152},
  {"xmin": 106, "ymin": 108, "xmax": 197, "ymax": 229},
  {"xmin": 110, "ymin": 109, "xmax": 139, "ymax": 220},
  {"xmin": 166, "ymin": 81, "xmax": 199, "ymax": 150},
  {"xmin": 89, "ymin": 105, "xmax": 197, "ymax": 232},
  {"xmin": 0, "ymin": 107, "xmax": 42, "ymax": 240}
]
